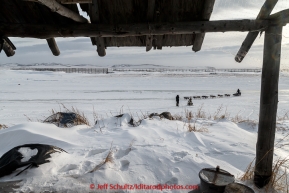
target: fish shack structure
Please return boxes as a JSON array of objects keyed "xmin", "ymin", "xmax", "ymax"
[{"xmin": 0, "ymin": 0, "xmax": 288, "ymax": 188}]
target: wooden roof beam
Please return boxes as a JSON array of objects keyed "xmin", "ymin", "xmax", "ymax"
[
  {"xmin": 46, "ymin": 38, "xmax": 60, "ymax": 56},
  {"xmin": 29, "ymin": 0, "xmax": 89, "ymax": 56},
  {"xmin": 235, "ymin": 0, "xmax": 278, "ymax": 63},
  {"xmin": 31, "ymin": 0, "xmax": 88, "ymax": 23},
  {"xmin": 193, "ymin": 0, "xmax": 215, "ymax": 52},
  {"xmin": 146, "ymin": 0, "xmax": 155, "ymax": 52},
  {"xmin": 0, "ymin": 20, "xmax": 270, "ymax": 38},
  {"xmin": 0, "ymin": 37, "xmax": 16, "ymax": 57}
]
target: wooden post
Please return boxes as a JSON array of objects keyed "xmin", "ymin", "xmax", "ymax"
[
  {"xmin": 192, "ymin": 0, "xmax": 215, "ymax": 52},
  {"xmin": 254, "ymin": 25, "xmax": 282, "ymax": 188},
  {"xmin": 146, "ymin": 0, "xmax": 155, "ymax": 52},
  {"xmin": 90, "ymin": 0, "xmax": 106, "ymax": 57},
  {"xmin": 46, "ymin": 38, "xmax": 60, "ymax": 56}
]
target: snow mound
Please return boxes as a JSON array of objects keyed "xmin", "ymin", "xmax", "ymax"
[{"xmin": 0, "ymin": 115, "xmax": 259, "ymax": 192}]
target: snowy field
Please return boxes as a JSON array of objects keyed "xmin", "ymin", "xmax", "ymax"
[{"xmin": 1, "ymin": 68, "xmax": 289, "ymax": 192}]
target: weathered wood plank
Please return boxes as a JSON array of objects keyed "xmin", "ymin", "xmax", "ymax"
[
  {"xmin": 254, "ymin": 25, "xmax": 282, "ymax": 188},
  {"xmin": 0, "ymin": 20, "xmax": 270, "ymax": 39},
  {"xmin": 192, "ymin": 0, "xmax": 215, "ymax": 52},
  {"xmin": 46, "ymin": 38, "xmax": 60, "ymax": 56},
  {"xmin": 235, "ymin": 0, "xmax": 278, "ymax": 63},
  {"xmin": 31, "ymin": 0, "xmax": 88, "ymax": 23}
]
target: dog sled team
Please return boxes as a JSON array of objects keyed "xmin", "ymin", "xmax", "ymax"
[{"xmin": 176, "ymin": 89, "xmax": 241, "ymax": 106}]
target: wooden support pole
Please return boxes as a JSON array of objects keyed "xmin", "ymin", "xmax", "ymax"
[
  {"xmin": 1, "ymin": 37, "xmax": 16, "ymax": 57},
  {"xmin": 46, "ymin": 38, "xmax": 60, "ymax": 56},
  {"xmin": 146, "ymin": 0, "xmax": 155, "ymax": 52},
  {"xmin": 235, "ymin": 0, "xmax": 278, "ymax": 63},
  {"xmin": 254, "ymin": 25, "xmax": 282, "ymax": 188},
  {"xmin": 192, "ymin": 0, "xmax": 215, "ymax": 52},
  {"xmin": 90, "ymin": 0, "xmax": 106, "ymax": 56},
  {"xmin": 2, "ymin": 39, "xmax": 15, "ymax": 57},
  {"xmin": 146, "ymin": 35, "xmax": 153, "ymax": 52},
  {"xmin": 34, "ymin": 0, "xmax": 88, "ymax": 23},
  {"xmin": 0, "ymin": 20, "xmax": 270, "ymax": 38}
]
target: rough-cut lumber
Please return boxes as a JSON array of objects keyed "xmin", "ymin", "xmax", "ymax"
[
  {"xmin": 0, "ymin": 20, "xmax": 270, "ymax": 39},
  {"xmin": 235, "ymin": 0, "xmax": 278, "ymax": 63},
  {"xmin": 90, "ymin": 0, "xmax": 106, "ymax": 56},
  {"xmin": 32, "ymin": 0, "xmax": 88, "ymax": 23},
  {"xmin": 46, "ymin": 38, "xmax": 60, "ymax": 56},
  {"xmin": 146, "ymin": 0, "xmax": 155, "ymax": 52},
  {"xmin": 254, "ymin": 25, "xmax": 282, "ymax": 188},
  {"xmin": 192, "ymin": 0, "xmax": 215, "ymax": 52}
]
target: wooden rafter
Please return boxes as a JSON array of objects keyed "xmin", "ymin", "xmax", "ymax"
[
  {"xmin": 235, "ymin": 0, "xmax": 278, "ymax": 63},
  {"xmin": 31, "ymin": 0, "xmax": 88, "ymax": 23},
  {"xmin": 192, "ymin": 0, "xmax": 215, "ymax": 52},
  {"xmin": 0, "ymin": 20, "xmax": 270, "ymax": 39}
]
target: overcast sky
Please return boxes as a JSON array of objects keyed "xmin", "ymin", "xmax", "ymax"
[{"xmin": 1, "ymin": 0, "xmax": 289, "ymax": 69}]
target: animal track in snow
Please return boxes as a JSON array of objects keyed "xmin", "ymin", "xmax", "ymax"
[
  {"xmin": 120, "ymin": 160, "xmax": 130, "ymax": 171},
  {"xmin": 165, "ymin": 177, "xmax": 179, "ymax": 185},
  {"xmin": 171, "ymin": 151, "xmax": 188, "ymax": 161}
]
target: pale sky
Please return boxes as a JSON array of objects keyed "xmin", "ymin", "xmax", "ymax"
[{"xmin": 1, "ymin": 0, "xmax": 289, "ymax": 69}]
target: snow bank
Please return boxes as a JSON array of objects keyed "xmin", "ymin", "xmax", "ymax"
[{"xmin": 0, "ymin": 114, "xmax": 262, "ymax": 192}]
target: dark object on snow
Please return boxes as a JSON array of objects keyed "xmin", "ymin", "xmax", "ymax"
[
  {"xmin": 43, "ymin": 112, "xmax": 87, "ymax": 128},
  {"xmin": 187, "ymin": 97, "xmax": 193, "ymax": 106},
  {"xmin": 224, "ymin": 183, "xmax": 254, "ymax": 193},
  {"xmin": 115, "ymin": 114, "xmax": 124, "ymax": 118},
  {"xmin": 233, "ymin": 89, "xmax": 242, "ymax": 96},
  {"xmin": 0, "ymin": 144, "xmax": 66, "ymax": 178},
  {"xmin": 160, "ymin": 112, "xmax": 173, "ymax": 120},
  {"xmin": 184, "ymin": 96, "xmax": 190, "ymax": 100},
  {"xmin": 149, "ymin": 113, "xmax": 159, "ymax": 118},
  {"xmin": 199, "ymin": 166, "xmax": 235, "ymax": 193},
  {"xmin": 176, "ymin": 95, "xmax": 179, "ymax": 106}
]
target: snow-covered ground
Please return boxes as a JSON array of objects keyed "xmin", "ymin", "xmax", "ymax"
[{"xmin": 1, "ymin": 68, "xmax": 289, "ymax": 192}]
